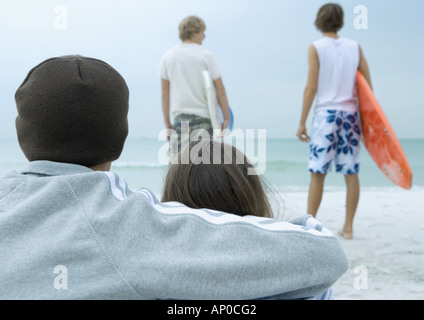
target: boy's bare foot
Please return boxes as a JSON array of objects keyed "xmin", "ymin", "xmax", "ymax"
[{"xmin": 338, "ymin": 230, "xmax": 353, "ymax": 240}]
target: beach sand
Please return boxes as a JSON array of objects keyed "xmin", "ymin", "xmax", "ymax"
[{"xmin": 278, "ymin": 187, "xmax": 424, "ymax": 300}]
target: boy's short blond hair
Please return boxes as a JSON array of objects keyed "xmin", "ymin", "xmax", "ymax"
[{"xmin": 179, "ymin": 16, "xmax": 206, "ymax": 41}]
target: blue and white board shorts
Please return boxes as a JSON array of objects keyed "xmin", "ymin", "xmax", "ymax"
[{"xmin": 308, "ymin": 110, "xmax": 361, "ymax": 175}]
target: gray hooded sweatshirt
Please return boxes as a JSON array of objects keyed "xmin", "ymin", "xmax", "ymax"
[{"xmin": 0, "ymin": 161, "xmax": 347, "ymax": 299}]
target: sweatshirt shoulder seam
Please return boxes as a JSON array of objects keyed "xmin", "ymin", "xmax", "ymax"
[{"xmin": 60, "ymin": 176, "xmax": 143, "ymax": 299}]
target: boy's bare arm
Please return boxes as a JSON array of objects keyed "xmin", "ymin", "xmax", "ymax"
[
  {"xmin": 297, "ymin": 44, "xmax": 319, "ymax": 142},
  {"xmin": 358, "ymin": 45, "xmax": 373, "ymax": 90},
  {"xmin": 214, "ymin": 78, "xmax": 231, "ymax": 131},
  {"xmin": 161, "ymin": 79, "xmax": 172, "ymax": 141},
  {"xmin": 161, "ymin": 79, "xmax": 172, "ymax": 128}
]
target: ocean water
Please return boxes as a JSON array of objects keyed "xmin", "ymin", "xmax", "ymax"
[{"xmin": 2, "ymin": 137, "xmax": 423, "ymax": 195}]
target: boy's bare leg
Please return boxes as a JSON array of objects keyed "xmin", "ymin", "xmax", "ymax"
[
  {"xmin": 340, "ymin": 174, "xmax": 360, "ymax": 239},
  {"xmin": 307, "ymin": 172, "xmax": 326, "ymax": 217}
]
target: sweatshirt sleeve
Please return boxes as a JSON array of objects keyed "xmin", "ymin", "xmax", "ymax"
[{"xmin": 89, "ymin": 180, "xmax": 348, "ymax": 300}]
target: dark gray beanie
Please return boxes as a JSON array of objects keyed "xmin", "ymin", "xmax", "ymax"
[{"xmin": 15, "ymin": 55, "xmax": 129, "ymax": 167}]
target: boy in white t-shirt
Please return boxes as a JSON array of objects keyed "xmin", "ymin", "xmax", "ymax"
[
  {"xmin": 296, "ymin": 3, "xmax": 372, "ymax": 239},
  {"xmin": 160, "ymin": 16, "xmax": 230, "ymax": 149}
]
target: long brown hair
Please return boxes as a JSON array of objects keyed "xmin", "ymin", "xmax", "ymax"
[{"xmin": 162, "ymin": 139, "xmax": 274, "ymax": 218}]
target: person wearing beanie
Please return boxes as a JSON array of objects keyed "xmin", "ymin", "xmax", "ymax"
[
  {"xmin": 0, "ymin": 55, "xmax": 348, "ymax": 300},
  {"xmin": 15, "ymin": 55, "xmax": 129, "ymax": 169}
]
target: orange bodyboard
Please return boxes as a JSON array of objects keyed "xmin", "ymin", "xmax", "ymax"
[{"xmin": 357, "ymin": 71, "xmax": 412, "ymax": 189}]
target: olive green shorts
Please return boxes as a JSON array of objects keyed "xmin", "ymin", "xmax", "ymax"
[{"xmin": 172, "ymin": 114, "xmax": 213, "ymax": 152}]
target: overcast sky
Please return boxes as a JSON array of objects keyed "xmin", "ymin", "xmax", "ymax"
[{"xmin": 1, "ymin": 0, "xmax": 423, "ymax": 140}]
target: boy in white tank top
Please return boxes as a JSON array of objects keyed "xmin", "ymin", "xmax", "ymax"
[{"xmin": 296, "ymin": 3, "xmax": 373, "ymax": 239}]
